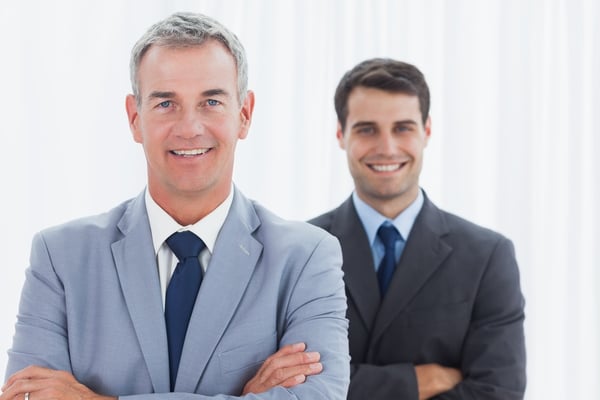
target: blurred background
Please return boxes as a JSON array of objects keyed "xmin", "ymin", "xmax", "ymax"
[{"xmin": 1, "ymin": 0, "xmax": 598, "ymax": 398}]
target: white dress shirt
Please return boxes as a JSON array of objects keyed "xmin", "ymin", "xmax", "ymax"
[{"xmin": 144, "ymin": 187, "xmax": 234, "ymax": 308}]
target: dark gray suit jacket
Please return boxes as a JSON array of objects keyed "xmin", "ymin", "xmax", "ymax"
[{"xmin": 309, "ymin": 193, "xmax": 526, "ymax": 399}]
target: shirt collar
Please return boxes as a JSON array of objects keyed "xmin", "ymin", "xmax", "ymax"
[
  {"xmin": 352, "ymin": 189, "xmax": 424, "ymax": 246},
  {"xmin": 145, "ymin": 186, "xmax": 234, "ymax": 255}
]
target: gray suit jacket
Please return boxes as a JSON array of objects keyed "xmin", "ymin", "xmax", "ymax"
[
  {"xmin": 309, "ymin": 193, "xmax": 526, "ymax": 399},
  {"xmin": 7, "ymin": 188, "xmax": 350, "ymax": 399}
]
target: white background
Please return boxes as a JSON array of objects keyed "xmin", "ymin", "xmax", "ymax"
[{"xmin": 1, "ymin": 1, "xmax": 598, "ymax": 399}]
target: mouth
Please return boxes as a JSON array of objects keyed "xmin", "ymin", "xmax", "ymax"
[
  {"xmin": 367, "ymin": 162, "xmax": 407, "ymax": 172},
  {"xmin": 170, "ymin": 148, "xmax": 211, "ymax": 157}
]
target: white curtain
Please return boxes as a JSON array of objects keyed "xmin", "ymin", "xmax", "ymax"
[{"xmin": 1, "ymin": 0, "xmax": 598, "ymax": 398}]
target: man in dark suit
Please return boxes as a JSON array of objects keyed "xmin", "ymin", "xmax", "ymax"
[{"xmin": 309, "ymin": 58, "xmax": 526, "ymax": 399}]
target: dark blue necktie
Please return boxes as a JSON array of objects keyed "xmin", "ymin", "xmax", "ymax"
[
  {"xmin": 165, "ymin": 231, "xmax": 205, "ymax": 391},
  {"xmin": 377, "ymin": 223, "xmax": 403, "ymax": 297}
]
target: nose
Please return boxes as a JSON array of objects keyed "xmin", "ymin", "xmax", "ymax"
[
  {"xmin": 376, "ymin": 131, "xmax": 396, "ymax": 155},
  {"xmin": 173, "ymin": 108, "xmax": 204, "ymax": 139}
]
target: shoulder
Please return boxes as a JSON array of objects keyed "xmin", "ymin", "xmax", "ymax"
[
  {"xmin": 308, "ymin": 197, "xmax": 353, "ymax": 232},
  {"xmin": 420, "ymin": 199, "xmax": 517, "ymax": 265},
  {"xmin": 418, "ymin": 194, "xmax": 509, "ymax": 242},
  {"xmin": 35, "ymin": 196, "xmax": 137, "ymax": 246},
  {"xmin": 444, "ymin": 209, "xmax": 509, "ymax": 244},
  {"xmin": 26, "ymin": 196, "xmax": 141, "ymax": 279},
  {"xmin": 308, "ymin": 209, "xmax": 336, "ymax": 231}
]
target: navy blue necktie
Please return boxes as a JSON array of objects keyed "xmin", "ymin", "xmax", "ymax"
[
  {"xmin": 377, "ymin": 223, "xmax": 403, "ymax": 297},
  {"xmin": 165, "ymin": 231, "xmax": 205, "ymax": 391}
]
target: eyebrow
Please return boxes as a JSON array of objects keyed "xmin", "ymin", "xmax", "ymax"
[
  {"xmin": 201, "ymin": 88, "xmax": 230, "ymax": 98},
  {"xmin": 351, "ymin": 119, "xmax": 418, "ymax": 129},
  {"xmin": 147, "ymin": 91, "xmax": 175, "ymax": 101},
  {"xmin": 394, "ymin": 119, "xmax": 418, "ymax": 126},
  {"xmin": 351, "ymin": 121, "xmax": 376, "ymax": 129},
  {"xmin": 146, "ymin": 88, "xmax": 231, "ymax": 102}
]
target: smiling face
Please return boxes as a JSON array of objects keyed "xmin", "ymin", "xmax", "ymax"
[
  {"xmin": 125, "ymin": 40, "xmax": 254, "ymax": 222},
  {"xmin": 337, "ymin": 87, "xmax": 431, "ymax": 218}
]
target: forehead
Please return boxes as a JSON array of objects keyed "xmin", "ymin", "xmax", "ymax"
[
  {"xmin": 136, "ymin": 41, "xmax": 238, "ymax": 97},
  {"xmin": 347, "ymin": 87, "xmax": 422, "ymax": 121}
]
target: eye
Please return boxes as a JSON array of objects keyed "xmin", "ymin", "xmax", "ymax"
[
  {"xmin": 206, "ymin": 99, "xmax": 221, "ymax": 106},
  {"xmin": 394, "ymin": 125, "xmax": 412, "ymax": 133},
  {"xmin": 157, "ymin": 100, "xmax": 172, "ymax": 108},
  {"xmin": 356, "ymin": 126, "xmax": 375, "ymax": 135}
]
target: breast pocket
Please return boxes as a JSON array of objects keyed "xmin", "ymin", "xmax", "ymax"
[
  {"xmin": 405, "ymin": 301, "xmax": 472, "ymax": 326},
  {"xmin": 218, "ymin": 331, "xmax": 277, "ymax": 376}
]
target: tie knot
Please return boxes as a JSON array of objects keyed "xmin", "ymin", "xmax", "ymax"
[
  {"xmin": 166, "ymin": 231, "xmax": 205, "ymax": 260},
  {"xmin": 377, "ymin": 223, "xmax": 401, "ymax": 249}
]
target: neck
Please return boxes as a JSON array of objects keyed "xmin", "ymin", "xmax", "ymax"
[
  {"xmin": 148, "ymin": 185, "xmax": 231, "ymax": 226},
  {"xmin": 360, "ymin": 187, "xmax": 419, "ymax": 220}
]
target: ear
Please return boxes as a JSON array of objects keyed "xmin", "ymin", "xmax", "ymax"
[
  {"xmin": 423, "ymin": 116, "xmax": 432, "ymax": 146},
  {"xmin": 125, "ymin": 94, "xmax": 142, "ymax": 143},
  {"xmin": 238, "ymin": 90, "xmax": 255, "ymax": 140},
  {"xmin": 336, "ymin": 122, "xmax": 346, "ymax": 150}
]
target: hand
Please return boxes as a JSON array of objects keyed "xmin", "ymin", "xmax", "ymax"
[
  {"xmin": 1, "ymin": 366, "xmax": 116, "ymax": 400},
  {"xmin": 414, "ymin": 363, "xmax": 462, "ymax": 400},
  {"xmin": 242, "ymin": 342, "xmax": 322, "ymax": 395}
]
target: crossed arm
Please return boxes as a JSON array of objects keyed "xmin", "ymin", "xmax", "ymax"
[
  {"xmin": 2, "ymin": 228, "xmax": 349, "ymax": 400},
  {"xmin": 414, "ymin": 365, "xmax": 463, "ymax": 399},
  {"xmin": 1, "ymin": 343, "xmax": 321, "ymax": 400},
  {"xmin": 347, "ymin": 238, "xmax": 526, "ymax": 400},
  {"xmin": 2, "ymin": 360, "xmax": 462, "ymax": 400}
]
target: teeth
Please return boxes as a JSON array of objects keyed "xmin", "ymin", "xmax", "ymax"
[
  {"xmin": 371, "ymin": 164, "xmax": 401, "ymax": 172},
  {"xmin": 172, "ymin": 148, "xmax": 209, "ymax": 156}
]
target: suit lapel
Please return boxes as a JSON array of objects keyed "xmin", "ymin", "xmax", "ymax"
[
  {"xmin": 369, "ymin": 196, "xmax": 453, "ymax": 348},
  {"xmin": 175, "ymin": 189, "xmax": 262, "ymax": 392},
  {"xmin": 112, "ymin": 192, "xmax": 170, "ymax": 393},
  {"xmin": 330, "ymin": 198, "xmax": 381, "ymax": 332}
]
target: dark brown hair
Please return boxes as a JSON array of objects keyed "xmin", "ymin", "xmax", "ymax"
[{"xmin": 334, "ymin": 58, "xmax": 430, "ymax": 131}]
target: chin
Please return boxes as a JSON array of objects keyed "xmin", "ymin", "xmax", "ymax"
[{"xmin": 373, "ymin": 184, "xmax": 413, "ymax": 200}]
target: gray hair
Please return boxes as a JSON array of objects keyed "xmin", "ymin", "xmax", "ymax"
[{"xmin": 130, "ymin": 12, "xmax": 248, "ymax": 105}]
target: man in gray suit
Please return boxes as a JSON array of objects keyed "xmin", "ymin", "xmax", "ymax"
[
  {"xmin": 2, "ymin": 12, "xmax": 349, "ymax": 400},
  {"xmin": 309, "ymin": 58, "xmax": 526, "ymax": 399}
]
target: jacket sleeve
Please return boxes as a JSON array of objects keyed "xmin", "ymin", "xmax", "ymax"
[
  {"xmin": 6, "ymin": 232, "xmax": 73, "ymax": 378},
  {"xmin": 347, "ymin": 362, "xmax": 419, "ymax": 399},
  {"xmin": 432, "ymin": 237, "xmax": 526, "ymax": 399}
]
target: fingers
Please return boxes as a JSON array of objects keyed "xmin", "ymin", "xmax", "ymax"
[
  {"xmin": 415, "ymin": 363, "xmax": 464, "ymax": 400},
  {"xmin": 1, "ymin": 367, "xmax": 76, "ymax": 400},
  {"xmin": 3, "ymin": 366, "xmax": 71, "ymax": 391},
  {"xmin": 275, "ymin": 361, "xmax": 323, "ymax": 388},
  {"xmin": 242, "ymin": 342, "xmax": 323, "ymax": 395},
  {"xmin": 1, "ymin": 376, "xmax": 44, "ymax": 400},
  {"xmin": 257, "ymin": 343, "xmax": 321, "ymax": 385},
  {"xmin": 267, "ymin": 342, "xmax": 306, "ymax": 359},
  {"xmin": 2, "ymin": 366, "xmax": 47, "ymax": 398},
  {"xmin": 3, "ymin": 366, "xmax": 44, "ymax": 390},
  {"xmin": 1, "ymin": 367, "xmax": 114, "ymax": 400},
  {"xmin": 442, "ymin": 366, "xmax": 462, "ymax": 387}
]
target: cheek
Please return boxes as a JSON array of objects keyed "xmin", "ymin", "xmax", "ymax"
[
  {"xmin": 210, "ymin": 120, "xmax": 243, "ymax": 143},
  {"xmin": 346, "ymin": 145, "xmax": 362, "ymax": 163},
  {"xmin": 403, "ymin": 138, "xmax": 427, "ymax": 157},
  {"xmin": 141, "ymin": 118, "xmax": 174, "ymax": 138},
  {"xmin": 348, "ymin": 141, "xmax": 372, "ymax": 162}
]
